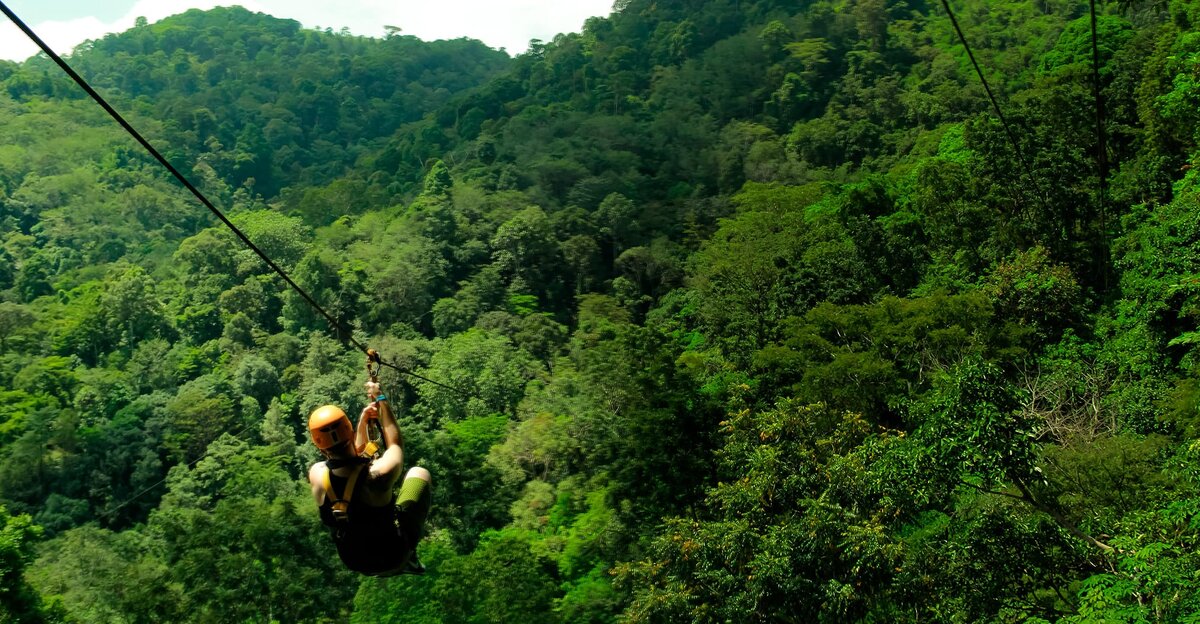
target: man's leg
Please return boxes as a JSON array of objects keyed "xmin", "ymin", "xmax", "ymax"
[{"xmin": 395, "ymin": 467, "xmax": 432, "ymax": 574}]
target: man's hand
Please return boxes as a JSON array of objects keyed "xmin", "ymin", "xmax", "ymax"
[
  {"xmin": 365, "ymin": 381, "xmax": 381, "ymax": 401},
  {"xmin": 360, "ymin": 403, "xmax": 379, "ymax": 421}
]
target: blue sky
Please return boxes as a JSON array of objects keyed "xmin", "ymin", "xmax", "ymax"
[{"xmin": 0, "ymin": 0, "xmax": 614, "ymax": 61}]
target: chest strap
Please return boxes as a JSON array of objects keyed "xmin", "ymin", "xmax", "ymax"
[{"xmin": 322, "ymin": 463, "xmax": 366, "ymax": 524}]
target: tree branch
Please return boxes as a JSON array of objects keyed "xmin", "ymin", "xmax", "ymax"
[
  {"xmin": 962, "ymin": 478, "xmax": 1118, "ymax": 554},
  {"xmin": 959, "ymin": 479, "xmax": 1027, "ymax": 501},
  {"xmin": 1011, "ymin": 479, "xmax": 1117, "ymax": 554}
]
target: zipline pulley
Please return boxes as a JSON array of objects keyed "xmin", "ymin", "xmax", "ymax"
[
  {"xmin": 362, "ymin": 348, "xmax": 387, "ymax": 459},
  {"xmin": 366, "ymin": 348, "xmax": 382, "ymax": 382}
]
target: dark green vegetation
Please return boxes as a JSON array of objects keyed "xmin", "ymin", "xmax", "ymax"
[{"xmin": 2, "ymin": 0, "xmax": 1200, "ymax": 621}]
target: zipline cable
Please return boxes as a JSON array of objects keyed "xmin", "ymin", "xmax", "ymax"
[
  {"xmin": 938, "ymin": 0, "xmax": 1037, "ymax": 181},
  {"xmin": 107, "ymin": 419, "xmax": 262, "ymax": 515},
  {"xmin": 0, "ymin": 1, "xmax": 336, "ymax": 342},
  {"xmin": 1088, "ymin": 0, "xmax": 1112, "ymax": 289},
  {"xmin": 0, "ymin": 0, "xmax": 469, "ymax": 399},
  {"xmin": 1087, "ymin": 0, "xmax": 1110, "ymax": 196}
]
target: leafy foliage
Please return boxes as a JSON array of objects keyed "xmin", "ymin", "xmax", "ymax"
[{"xmin": 4, "ymin": 0, "xmax": 1200, "ymax": 621}]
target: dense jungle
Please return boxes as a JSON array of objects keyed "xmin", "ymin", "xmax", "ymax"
[{"xmin": 3, "ymin": 0, "xmax": 1200, "ymax": 621}]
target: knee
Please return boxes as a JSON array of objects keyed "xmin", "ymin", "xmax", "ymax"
[{"xmin": 406, "ymin": 466, "xmax": 431, "ymax": 484}]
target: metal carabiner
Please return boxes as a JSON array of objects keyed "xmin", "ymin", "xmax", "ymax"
[{"xmin": 366, "ymin": 348, "xmax": 382, "ymax": 382}]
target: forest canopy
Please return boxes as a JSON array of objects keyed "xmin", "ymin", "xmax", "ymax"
[{"xmin": 3, "ymin": 1, "xmax": 1200, "ymax": 622}]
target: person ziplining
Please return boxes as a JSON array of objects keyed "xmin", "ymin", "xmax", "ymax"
[
  {"xmin": 306, "ymin": 352, "xmax": 432, "ymax": 576},
  {"xmin": 0, "ymin": 3, "xmax": 475, "ymax": 569}
]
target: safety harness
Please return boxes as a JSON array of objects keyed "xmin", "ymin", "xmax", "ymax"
[
  {"xmin": 320, "ymin": 351, "xmax": 388, "ymax": 526},
  {"xmin": 322, "ymin": 463, "xmax": 367, "ymax": 525}
]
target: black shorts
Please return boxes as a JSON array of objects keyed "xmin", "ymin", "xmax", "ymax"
[{"xmin": 332, "ymin": 476, "xmax": 432, "ymax": 576}]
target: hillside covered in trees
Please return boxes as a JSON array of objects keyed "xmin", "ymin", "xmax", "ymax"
[{"xmin": 3, "ymin": 0, "xmax": 1200, "ymax": 621}]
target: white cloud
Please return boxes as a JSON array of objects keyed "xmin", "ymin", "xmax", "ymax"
[
  {"xmin": 262, "ymin": 0, "xmax": 613, "ymax": 50},
  {"xmin": 0, "ymin": 16, "xmax": 92, "ymax": 62},
  {"xmin": 1, "ymin": 0, "xmax": 224, "ymax": 62},
  {"xmin": 0, "ymin": 0, "xmax": 612, "ymax": 62}
]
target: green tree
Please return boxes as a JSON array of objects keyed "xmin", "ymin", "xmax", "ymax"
[
  {"xmin": 233, "ymin": 354, "xmax": 280, "ymax": 410},
  {"xmin": 229, "ymin": 210, "xmax": 312, "ymax": 273},
  {"xmin": 595, "ymin": 193, "xmax": 639, "ymax": 261},
  {"xmin": 102, "ymin": 266, "xmax": 174, "ymax": 352},
  {"xmin": 0, "ymin": 506, "xmax": 55, "ymax": 624},
  {"xmin": 491, "ymin": 206, "xmax": 563, "ymax": 302},
  {"xmin": 435, "ymin": 531, "xmax": 561, "ymax": 624},
  {"xmin": 984, "ymin": 246, "xmax": 1084, "ymax": 344},
  {"xmin": 163, "ymin": 375, "xmax": 239, "ymax": 462},
  {"xmin": 689, "ymin": 183, "xmax": 873, "ymax": 358},
  {"xmin": 280, "ymin": 248, "xmax": 355, "ymax": 333},
  {"xmin": 27, "ymin": 525, "xmax": 178, "ymax": 623},
  {"xmin": 0, "ymin": 302, "xmax": 34, "ymax": 350},
  {"xmin": 413, "ymin": 328, "xmax": 540, "ymax": 423},
  {"xmin": 422, "ymin": 159, "xmax": 454, "ymax": 198},
  {"xmin": 618, "ymin": 401, "xmax": 894, "ymax": 623}
]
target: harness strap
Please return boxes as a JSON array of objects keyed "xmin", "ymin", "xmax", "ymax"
[{"xmin": 322, "ymin": 463, "xmax": 366, "ymax": 524}]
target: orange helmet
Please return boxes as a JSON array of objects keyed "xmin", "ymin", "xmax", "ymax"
[{"xmin": 308, "ymin": 405, "xmax": 353, "ymax": 450}]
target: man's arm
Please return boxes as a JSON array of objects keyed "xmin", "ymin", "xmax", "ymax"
[
  {"xmin": 368, "ymin": 399, "xmax": 404, "ymax": 486},
  {"xmin": 376, "ymin": 397, "xmax": 403, "ymax": 451},
  {"xmin": 353, "ymin": 407, "xmax": 371, "ymax": 456},
  {"xmin": 365, "ymin": 382, "xmax": 404, "ymax": 487},
  {"xmin": 307, "ymin": 462, "xmax": 327, "ymax": 505}
]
